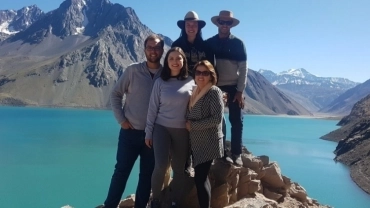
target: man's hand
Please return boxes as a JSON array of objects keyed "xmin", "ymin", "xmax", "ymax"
[
  {"xmin": 186, "ymin": 121, "xmax": 191, "ymax": 131},
  {"xmin": 120, "ymin": 120, "xmax": 134, "ymax": 129},
  {"xmin": 145, "ymin": 138, "xmax": 153, "ymax": 148},
  {"xmin": 233, "ymin": 91, "xmax": 245, "ymax": 109},
  {"xmin": 222, "ymin": 92, "xmax": 228, "ymax": 107}
]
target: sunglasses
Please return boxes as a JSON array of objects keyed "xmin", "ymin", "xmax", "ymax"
[
  {"xmin": 195, "ymin": 70, "xmax": 211, "ymax": 76},
  {"xmin": 217, "ymin": 19, "xmax": 233, "ymax": 26}
]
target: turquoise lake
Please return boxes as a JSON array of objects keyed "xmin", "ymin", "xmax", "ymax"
[{"xmin": 0, "ymin": 106, "xmax": 369, "ymax": 208}]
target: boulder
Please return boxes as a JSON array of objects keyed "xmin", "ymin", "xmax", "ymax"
[
  {"xmin": 118, "ymin": 194, "xmax": 135, "ymax": 208},
  {"xmin": 261, "ymin": 162, "xmax": 285, "ymax": 188}
]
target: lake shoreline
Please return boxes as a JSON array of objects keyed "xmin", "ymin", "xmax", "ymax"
[{"xmin": 1, "ymin": 106, "xmax": 369, "ymax": 207}]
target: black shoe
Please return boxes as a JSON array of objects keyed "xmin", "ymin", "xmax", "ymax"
[{"xmin": 151, "ymin": 199, "xmax": 160, "ymax": 208}]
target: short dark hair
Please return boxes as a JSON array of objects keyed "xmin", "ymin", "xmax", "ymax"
[
  {"xmin": 193, "ymin": 60, "xmax": 217, "ymax": 85},
  {"xmin": 144, "ymin": 34, "xmax": 164, "ymax": 48},
  {"xmin": 161, "ymin": 47, "xmax": 188, "ymax": 81}
]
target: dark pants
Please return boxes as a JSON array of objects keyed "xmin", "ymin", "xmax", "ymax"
[
  {"xmin": 219, "ymin": 85, "xmax": 243, "ymax": 155},
  {"xmin": 103, "ymin": 128, "xmax": 154, "ymax": 208},
  {"xmin": 194, "ymin": 160, "xmax": 213, "ymax": 208}
]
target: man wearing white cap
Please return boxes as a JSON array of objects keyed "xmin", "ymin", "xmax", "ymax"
[{"xmin": 207, "ymin": 10, "xmax": 248, "ymax": 167}]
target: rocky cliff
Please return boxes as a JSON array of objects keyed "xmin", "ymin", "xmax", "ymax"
[{"xmin": 321, "ymin": 94, "xmax": 370, "ymax": 194}]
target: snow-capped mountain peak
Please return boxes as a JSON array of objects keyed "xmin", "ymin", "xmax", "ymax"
[
  {"xmin": 259, "ymin": 68, "xmax": 358, "ymax": 88},
  {"xmin": 0, "ymin": 5, "xmax": 44, "ymax": 41},
  {"xmin": 279, "ymin": 68, "xmax": 313, "ymax": 78}
]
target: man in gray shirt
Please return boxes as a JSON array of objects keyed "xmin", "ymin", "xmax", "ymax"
[{"xmin": 100, "ymin": 34, "xmax": 164, "ymax": 208}]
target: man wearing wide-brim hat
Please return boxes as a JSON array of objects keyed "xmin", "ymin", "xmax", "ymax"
[
  {"xmin": 172, "ymin": 11, "xmax": 214, "ymax": 78},
  {"xmin": 207, "ymin": 10, "xmax": 248, "ymax": 167}
]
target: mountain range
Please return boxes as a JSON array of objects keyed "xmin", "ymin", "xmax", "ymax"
[
  {"xmin": 0, "ymin": 0, "xmax": 312, "ymax": 116},
  {"xmin": 320, "ymin": 79, "xmax": 370, "ymax": 115},
  {"xmin": 0, "ymin": 0, "xmax": 170, "ymax": 108},
  {"xmin": 258, "ymin": 68, "xmax": 365, "ymax": 115},
  {"xmin": 0, "ymin": 5, "xmax": 44, "ymax": 41}
]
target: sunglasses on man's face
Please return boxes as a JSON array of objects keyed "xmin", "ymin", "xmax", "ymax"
[
  {"xmin": 195, "ymin": 70, "xmax": 211, "ymax": 76},
  {"xmin": 217, "ymin": 19, "xmax": 233, "ymax": 26}
]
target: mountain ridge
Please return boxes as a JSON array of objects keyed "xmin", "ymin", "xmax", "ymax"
[
  {"xmin": 258, "ymin": 68, "xmax": 359, "ymax": 113},
  {"xmin": 0, "ymin": 5, "xmax": 44, "ymax": 41},
  {"xmin": 0, "ymin": 0, "xmax": 310, "ymax": 116}
]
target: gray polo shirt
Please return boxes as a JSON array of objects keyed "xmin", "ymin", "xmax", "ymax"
[{"xmin": 110, "ymin": 61, "xmax": 162, "ymax": 130}]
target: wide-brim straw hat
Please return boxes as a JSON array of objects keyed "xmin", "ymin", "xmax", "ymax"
[
  {"xmin": 211, "ymin": 10, "xmax": 240, "ymax": 27},
  {"xmin": 177, "ymin": 11, "xmax": 206, "ymax": 29}
]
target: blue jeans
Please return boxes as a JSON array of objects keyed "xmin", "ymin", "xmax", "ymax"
[
  {"xmin": 103, "ymin": 128, "xmax": 154, "ymax": 208},
  {"xmin": 219, "ymin": 85, "xmax": 243, "ymax": 155}
]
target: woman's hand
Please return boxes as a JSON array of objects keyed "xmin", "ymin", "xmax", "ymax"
[
  {"xmin": 186, "ymin": 121, "xmax": 191, "ymax": 131},
  {"xmin": 145, "ymin": 138, "xmax": 153, "ymax": 148}
]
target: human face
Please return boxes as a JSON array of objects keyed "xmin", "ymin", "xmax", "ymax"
[
  {"xmin": 185, "ymin": 20, "xmax": 198, "ymax": 38},
  {"xmin": 167, "ymin": 51, "xmax": 184, "ymax": 76},
  {"xmin": 144, "ymin": 39, "xmax": 163, "ymax": 64},
  {"xmin": 195, "ymin": 65, "xmax": 211, "ymax": 88},
  {"xmin": 217, "ymin": 17, "xmax": 232, "ymax": 36}
]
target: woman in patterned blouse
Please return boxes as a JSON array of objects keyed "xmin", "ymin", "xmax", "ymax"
[{"xmin": 186, "ymin": 60, "xmax": 224, "ymax": 208}]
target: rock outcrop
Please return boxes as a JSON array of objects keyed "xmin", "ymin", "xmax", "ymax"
[
  {"xmin": 108, "ymin": 144, "xmax": 330, "ymax": 208},
  {"xmin": 321, "ymin": 94, "xmax": 370, "ymax": 195}
]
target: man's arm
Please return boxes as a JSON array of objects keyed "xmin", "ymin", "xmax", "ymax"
[
  {"xmin": 234, "ymin": 40, "xmax": 247, "ymax": 109},
  {"xmin": 110, "ymin": 66, "xmax": 131, "ymax": 125},
  {"xmin": 236, "ymin": 40, "xmax": 248, "ymax": 93}
]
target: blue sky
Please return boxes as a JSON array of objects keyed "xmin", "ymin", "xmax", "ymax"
[{"xmin": 1, "ymin": 0, "xmax": 370, "ymax": 83}]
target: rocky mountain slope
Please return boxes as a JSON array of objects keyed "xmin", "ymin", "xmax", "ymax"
[
  {"xmin": 244, "ymin": 69, "xmax": 312, "ymax": 115},
  {"xmin": 0, "ymin": 5, "xmax": 44, "ymax": 41},
  {"xmin": 320, "ymin": 79, "xmax": 370, "ymax": 116},
  {"xmin": 321, "ymin": 94, "xmax": 370, "ymax": 194},
  {"xmin": 259, "ymin": 68, "xmax": 359, "ymax": 113},
  {"xmin": 0, "ymin": 0, "xmax": 169, "ymax": 108},
  {"xmin": 0, "ymin": 0, "xmax": 309, "ymax": 116}
]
